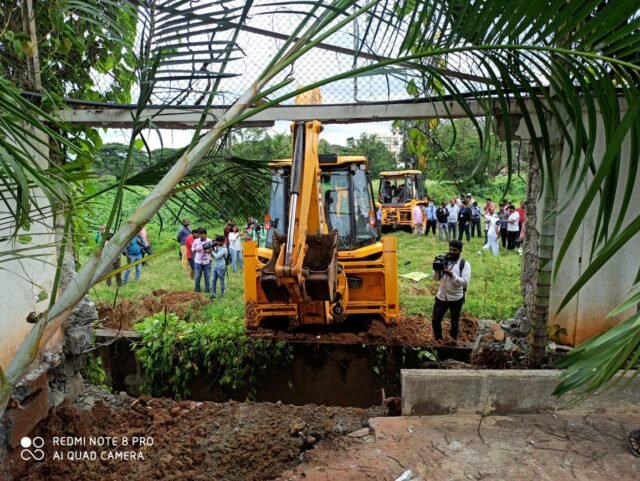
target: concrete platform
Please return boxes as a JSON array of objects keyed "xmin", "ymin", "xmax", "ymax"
[
  {"xmin": 277, "ymin": 414, "xmax": 639, "ymax": 481},
  {"xmin": 402, "ymin": 369, "xmax": 640, "ymax": 416}
]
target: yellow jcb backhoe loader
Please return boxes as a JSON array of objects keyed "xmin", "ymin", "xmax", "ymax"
[
  {"xmin": 243, "ymin": 121, "xmax": 399, "ymax": 329},
  {"xmin": 378, "ymin": 170, "xmax": 428, "ymax": 230}
]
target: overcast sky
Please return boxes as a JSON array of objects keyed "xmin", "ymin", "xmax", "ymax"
[{"xmin": 101, "ymin": 120, "xmax": 394, "ymax": 150}]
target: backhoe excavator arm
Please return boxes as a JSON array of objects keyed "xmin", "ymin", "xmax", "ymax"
[{"xmin": 260, "ymin": 121, "xmax": 339, "ymax": 308}]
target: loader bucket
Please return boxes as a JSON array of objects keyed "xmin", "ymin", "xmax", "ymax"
[{"xmin": 302, "ymin": 230, "xmax": 339, "ymax": 302}]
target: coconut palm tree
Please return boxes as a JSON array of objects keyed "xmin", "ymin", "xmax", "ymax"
[{"xmin": 1, "ymin": 0, "xmax": 639, "ymax": 414}]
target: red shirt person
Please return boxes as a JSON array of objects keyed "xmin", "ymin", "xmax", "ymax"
[
  {"xmin": 516, "ymin": 202, "xmax": 526, "ymax": 231},
  {"xmin": 223, "ymin": 219, "xmax": 233, "ymax": 247}
]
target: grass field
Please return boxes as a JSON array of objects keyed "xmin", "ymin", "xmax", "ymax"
[{"xmin": 90, "ymin": 227, "xmax": 522, "ymax": 323}]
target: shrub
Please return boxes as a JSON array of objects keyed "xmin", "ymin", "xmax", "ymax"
[{"xmin": 133, "ymin": 313, "xmax": 292, "ymax": 400}]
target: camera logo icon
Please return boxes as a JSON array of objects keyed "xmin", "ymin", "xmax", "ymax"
[{"xmin": 20, "ymin": 436, "xmax": 45, "ymax": 461}]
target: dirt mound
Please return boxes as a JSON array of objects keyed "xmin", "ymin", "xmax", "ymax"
[
  {"xmin": 250, "ymin": 314, "xmax": 478, "ymax": 347},
  {"xmin": 97, "ymin": 290, "xmax": 209, "ymax": 331},
  {"xmin": 5, "ymin": 387, "xmax": 386, "ymax": 481}
]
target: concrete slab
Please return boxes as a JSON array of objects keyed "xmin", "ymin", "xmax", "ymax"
[
  {"xmin": 277, "ymin": 413, "xmax": 639, "ymax": 481},
  {"xmin": 402, "ymin": 369, "xmax": 640, "ymax": 416}
]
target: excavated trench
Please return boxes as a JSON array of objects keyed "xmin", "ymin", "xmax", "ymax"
[
  {"xmin": 96, "ymin": 326, "xmax": 474, "ymax": 408},
  {"xmin": 94, "ymin": 292, "xmax": 478, "ymax": 407}
]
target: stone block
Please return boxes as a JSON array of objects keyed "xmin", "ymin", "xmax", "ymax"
[{"xmin": 402, "ymin": 369, "xmax": 640, "ymax": 416}]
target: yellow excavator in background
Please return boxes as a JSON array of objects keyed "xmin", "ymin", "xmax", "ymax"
[
  {"xmin": 243, "ymin": 121, "xmax": 399, "ymax": 329},
  {"xmin": 377, "ymin": 170, "xmax": 428, "ymax": 230}
]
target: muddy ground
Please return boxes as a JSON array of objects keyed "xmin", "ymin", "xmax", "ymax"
[
  {"xmin": 97, "ymin": 289, "xmax": 478, "ymax": 347},
  {"xmin": 250, "ymin": 316, "xmax": 478, "ymax": 347},
  {"xmin": 4, "ymin": 385, "xmax": 386, "ymax": 481},
  {"xmin": 97, "ymin": 289, "xmax": 210, "ymax": 331}
]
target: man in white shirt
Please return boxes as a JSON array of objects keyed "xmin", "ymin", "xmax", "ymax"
[
  {"xmin": 412, "ymin": 204, "xmax": 424, "ymax": 235},
  {"xmin": 506, "ymin": 204, "xmax": 520, "ymax": 251},
  {"xmin": 447, "ymin": 199, "xmax": 459, "ymax": 240},
  {"xmin": 432, "ymin": 240, "xmax": 471, "ymax": 341},
  {"xmin": 483, "ymin": 209, "xmax": 500, "ymax": 256}
]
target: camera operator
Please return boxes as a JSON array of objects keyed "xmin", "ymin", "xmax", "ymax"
[
  {"xmin": 211, "ymin": 235, "xmax": 229, "ymax": 299},
  {"xmin": 192, "ymin": 228, "xmax": 212, "ymax": 294},
  {"xmin": 431, "ymin": 240, "xmax": 471, "ymax": 341}
]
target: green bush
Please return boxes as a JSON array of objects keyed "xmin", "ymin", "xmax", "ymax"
[
  {"xmin": 83, "ymin": 353, "xmax": 111, "ymax": 391},
  {"xmin": 133, "ymin": 313, "xmax": 293, "ymax": 400},
  {"xmin": 424, "ymin": 180, "xmax": 459, "ymax": 204}
]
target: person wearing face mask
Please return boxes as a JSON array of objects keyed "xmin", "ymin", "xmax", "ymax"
[
  {"xmin": 425, "ymin": 199, "xmax": 437, "ymax": 237},
  {"xmin": 431, "ymin": 240, "xmax": 471, "ymax": 341}
]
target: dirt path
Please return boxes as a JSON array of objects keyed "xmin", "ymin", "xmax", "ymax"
[
  {"xmin": 278, "ymin": 414, "xmax": 639, "ymax": 481},
  {"xmin": 4, "ymin": 386, "xmax": 386, "ymax": 481}
]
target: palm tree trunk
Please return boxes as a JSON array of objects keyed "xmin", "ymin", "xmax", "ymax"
[
  {"xmin": 529, "ymin": 126, "xmax": 563, "ymax": 365},
  {"xmin": 520, "ymin": 140, "xmax": 540, "ymax": 334}
]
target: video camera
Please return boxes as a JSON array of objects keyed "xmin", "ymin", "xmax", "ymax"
[
  {"xmin": 432, "ymin": 253, "xmax": 454, "ymax": 272},
  {"xmin": 201, "ymin": 240, "xmax": 215, "ymax": 251}
]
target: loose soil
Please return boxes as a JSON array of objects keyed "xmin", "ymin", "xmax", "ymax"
[
  {"xmin": 250, "ymin": 315, "xmax": 478, "ymax": 347},
  {"xmin": 5, "ymin": 385, "xmax": 386, "ymax": 481},
  {"xmin": 97, "ymin": 289, "xmax": 209, "ymax": 331},
  {"xmin": 97, "ymin": 287, "xmax": 478, "ymax": 348}
]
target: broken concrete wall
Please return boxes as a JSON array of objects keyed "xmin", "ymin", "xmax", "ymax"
[{"xmin": 0, "ymin": 296, "xmax": 97, "ymax": 466}]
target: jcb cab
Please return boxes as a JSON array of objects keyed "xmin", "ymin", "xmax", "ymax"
[{"xmin": 244, "ymin": 121, "xmax": 399, "ymax": 329}]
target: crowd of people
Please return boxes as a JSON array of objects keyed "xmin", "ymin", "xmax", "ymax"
[
  {"xmin": 96, "ymin": 215, "xmax": 266, "ymax": 293},
  {"xmin": 176, "ymin": 217, "xmax": 266, "ymax": 298},
  {"xmin": 411, "ymin": 193, "xmax": 526, "ymax": 256}
]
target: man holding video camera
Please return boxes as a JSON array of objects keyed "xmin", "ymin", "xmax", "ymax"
[
  {"xmin": 210, "ymin": 235, "xmax": 229, "ymax": 299},
  {"xmin": 192, "ymin": 228, "xmax": 212, "ymax": 294},
  {"xmin": 431, "ymin": 240, "xmax": 471, "ymax": 341}
]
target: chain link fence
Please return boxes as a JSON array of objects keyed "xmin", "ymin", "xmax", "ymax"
[
  {"xmin": 1, "ymin": 1, "xmax": 479, "ymax": 108},
  {"xmin": 101, "ymin": 2, "xmax": 422, "ymax": 107}
]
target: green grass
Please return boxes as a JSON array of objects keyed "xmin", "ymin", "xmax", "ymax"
[
  {"xmin": 91, "ymin": 229, "xmax": 522, "ymax": 323},
  {"xmin": 393, "ymin": 230, "xmax": 522, "ymax": 320},
  {"xmin": 90, "ymin": 227, "xmax": 245, "ymax": 322}
]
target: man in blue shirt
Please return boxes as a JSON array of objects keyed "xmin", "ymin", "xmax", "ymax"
[
  {"xmin": 176, "ymin": 218, "xmax": 191, "ymax": 273},
  {"xmin": 211, "ymin": 235, "xmax": 229, "ymax": 298},
  {"xmin": 425, "ymin": 200, "xmax": 437, "ymax": 237},
  {"xmin": 123, "ymin": 234, "xmax": 144, "ymax": 284}
]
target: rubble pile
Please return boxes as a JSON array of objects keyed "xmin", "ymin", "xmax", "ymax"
[{"xmin": 470, "ymin": 307, "xmax": 530, "ymax": 368}]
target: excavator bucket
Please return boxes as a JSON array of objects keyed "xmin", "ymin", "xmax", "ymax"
[
  {"xmin": 260, "ymin": 231, "xmax": 339, "ymax": 303},
  {"xmin": 302, "ymin": 230, "xmax": 338, "ymax": 301}
]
